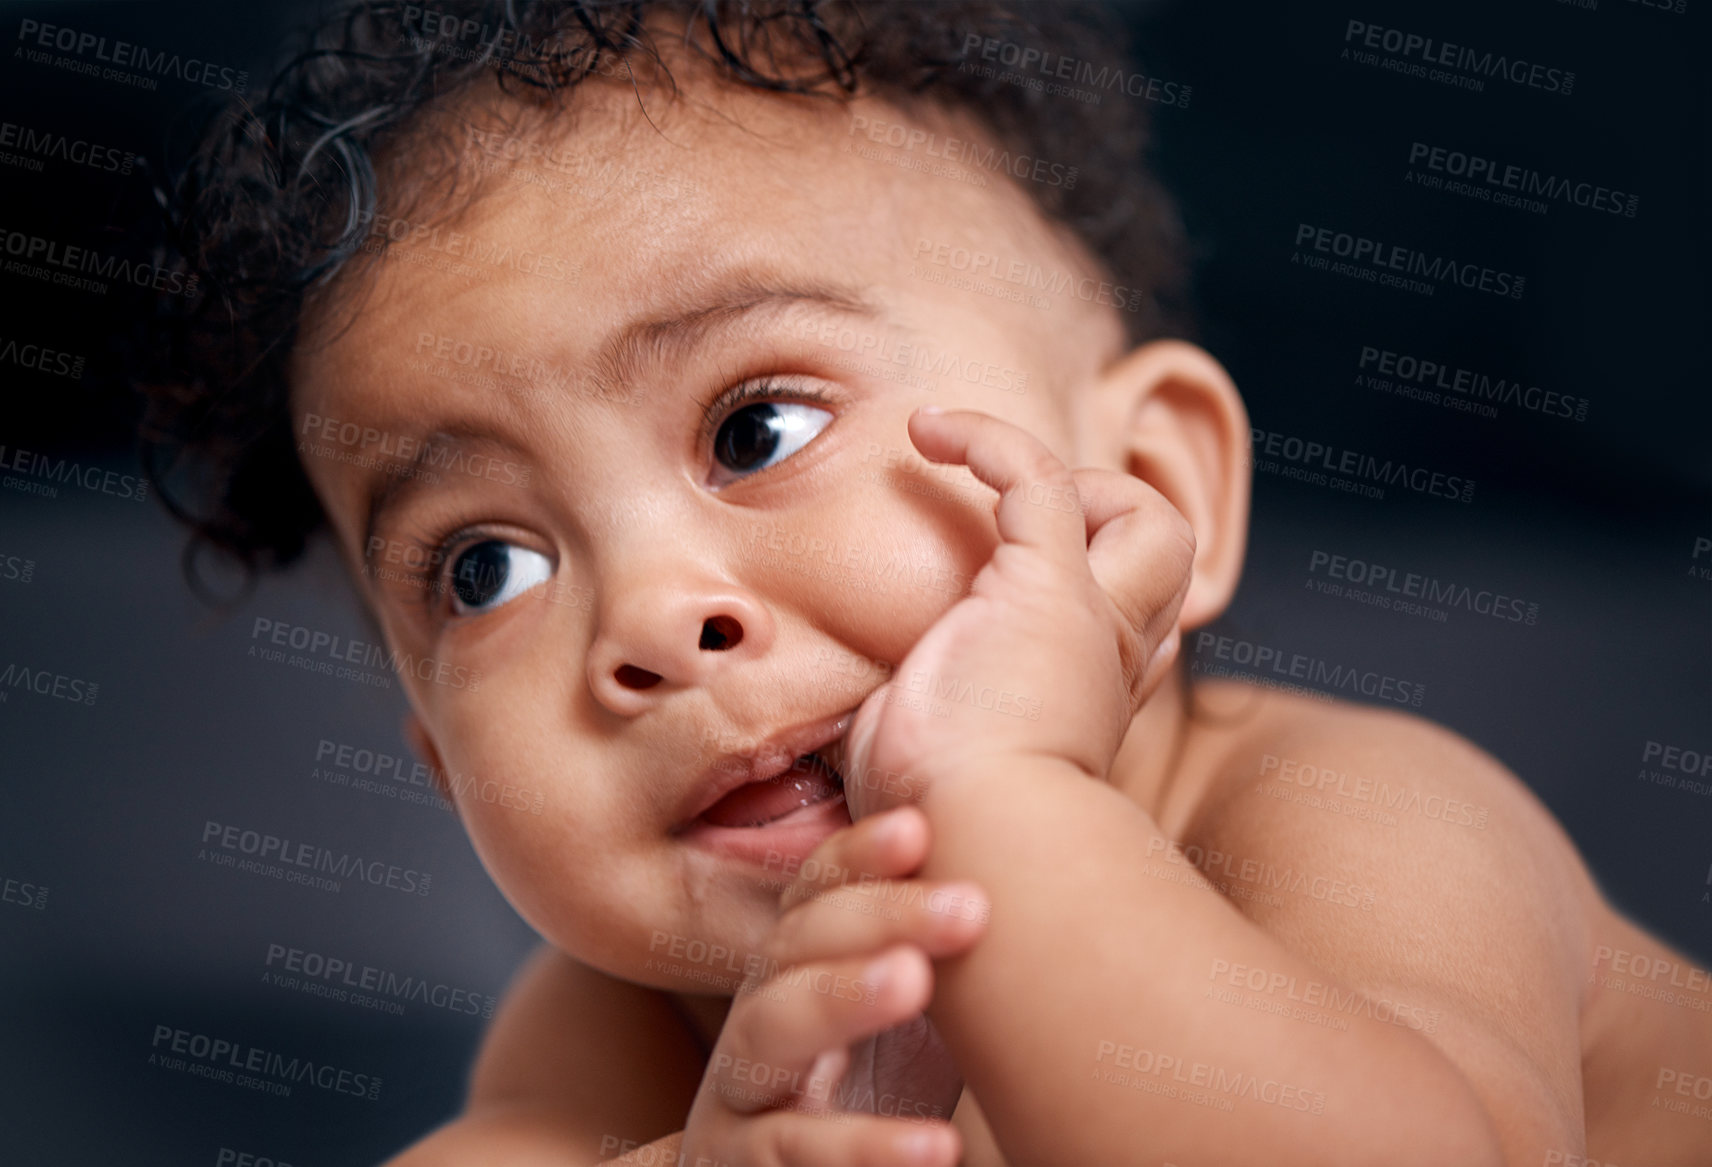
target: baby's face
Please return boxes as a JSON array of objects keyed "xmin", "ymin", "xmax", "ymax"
[{"xmin": 292, "ymin": 66, "xmax": 1126, "ymax": 984}]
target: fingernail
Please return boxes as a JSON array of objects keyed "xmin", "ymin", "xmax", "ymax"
[
  {"xmin": 898, "ymin": 1125, "xmax": 950, "ymax": 1162},
  {"xmin": 932, "ymin": 881, "xmax": 989, "ymax": 924},
  {"xmin": 863, "ymin": 946, "xmax": 911, "ymax": 992},
  {"xmin": 807, "ymin": 1047, "xmax": 843, "ymax": 1090},
  {"xmin": 917, "ymin": 404, "xmax": 944, "ymax": 416},
  {"xmin": 872, "ymin": 806, "xmax": 915, "ymax": 846}
]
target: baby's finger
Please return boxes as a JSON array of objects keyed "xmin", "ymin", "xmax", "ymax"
[
  {"xmin": 905, "ymin": 407, "xmax": 1085, "ymax": 562},
  {"xmin": 769, "ymin": 878, "xmax": 990, "ymax": 969},
  {"xmin": 1071, "ymin": 467, "xmax": 1195, "ymax": 699},
  {"xmin": 1070, "ymin": 465, "xmax": 1154, "ymax": 540},
  {"xmin": 778, "ymin": 805, "xmax": 930, "ymax": 912},
  {"xmin": 717, "ymin": 945, "xmax": 931, "ymax": 1114},
  {"xmin": 735, "ymin": 1108, "xmax": 961, "ymax": 1167}
]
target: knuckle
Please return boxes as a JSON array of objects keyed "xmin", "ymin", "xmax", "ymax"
[
  {"xmin": 778, "ymin": 877, "xmax": 814, "ymax": 914},
  {"xmin": 1140, "ymin": 497, "xmax": 1195, "ymax": 558},
  {"xmin": 1017, "ymin": 443, "xmax": 1070, "ymax": 483},
  {"xmin": 1070, "ymin": 465, "xmax": 1116, "ymax": 498},
  {"xmin": 770, "ymin": 1120, "xmax": 814, "ymax": 1167},
  {"xmin": 817, "ymin": 879, "xmax": 882, "ymax": 921},
  {"xmin": 1039, "ymin": 464, "xmax": 1078, "ymax": 496},
  {"xmin": 763, "ymin": 912, "xmax": 808, "ymax": 964},
  {"xmin": 1115, "ymin": 623, "xmax": 1148, "ymax": 694},
  {"xmin": 1169, "ymin": 511, "xmax": 1197, "ymax": 564}
]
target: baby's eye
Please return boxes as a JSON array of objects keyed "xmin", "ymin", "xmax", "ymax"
[
  {"xmin": 711, "ymin": 400, "xmax": 833, "ymax": 485},
  {"xmin": 446, "ymin": 540, "xmax": 552, "ymax": 615}
]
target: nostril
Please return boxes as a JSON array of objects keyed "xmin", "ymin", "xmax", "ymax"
[
  {"xmin": 614, "ymin": 664, "xmax": 662, "ymax": 690},
  {"xmin": 699, "ymin": 615, "xmax": 743, "ymax": 652}
]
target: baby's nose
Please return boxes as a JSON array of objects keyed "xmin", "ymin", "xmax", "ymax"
[{"xmin": 585, "ymin": 586, "xmax": 773, "ymax": 714}]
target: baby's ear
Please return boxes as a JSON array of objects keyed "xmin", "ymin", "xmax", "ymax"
[
  {"xmin": 402, "ymin": 712, "xmax": 459, "ymax": 816},
  {"xmin": 1087, "ymin": 340, "xmax": 1250, "ymax": 631}
]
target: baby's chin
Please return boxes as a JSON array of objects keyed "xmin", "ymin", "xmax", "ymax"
[
  {"xmin": 533, "ymin": 792, "xmax": 856, "ymax": 989},
  {"xmin": 618, "ymin": 906, "xmax": 782, "ymax": 997}
]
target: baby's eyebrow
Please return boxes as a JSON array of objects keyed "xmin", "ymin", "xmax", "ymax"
[
  {"xmin": 359, "ymin": 426, "xmax": 519, "ymax": 578},
  {"xmin": 599, "ymin": 272, "xmax": 881, "ymax": 389}
]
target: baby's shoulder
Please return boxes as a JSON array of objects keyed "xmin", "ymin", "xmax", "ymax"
[{"xmin": 1175, "ymin": 683, "xmax": 1606, "ymax": 948}]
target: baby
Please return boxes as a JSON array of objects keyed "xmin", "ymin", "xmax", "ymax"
[{"xmin": 143, "ymin": 2, "xmax": 1711, "ymax": 1164}]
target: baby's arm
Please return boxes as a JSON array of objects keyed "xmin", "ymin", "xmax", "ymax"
[
  {"xmin": 841, "ymin": 410, "xmax": 1582, "ymax": 1166},
  {"xmin": 914, "ymin": 720, "xmax": 1585, "ymax": 1167}
]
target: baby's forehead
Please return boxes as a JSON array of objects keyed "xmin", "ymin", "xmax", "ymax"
[
  {"xmin": 440, "ymin": 81, "xmax": 1040, "ymax": 291},
  {"xmin": 298, "ymin": 71, "xmax": 1116, "ymax": 418}
]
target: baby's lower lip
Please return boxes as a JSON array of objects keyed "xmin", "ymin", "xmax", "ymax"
[{"xmin": 675, "ymin": 791, "xmax": 852, "ymax": 867}]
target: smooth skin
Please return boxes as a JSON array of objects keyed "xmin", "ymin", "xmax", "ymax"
[{"xmin": 283, "ymin": 34, "xmax": 1712, "ymax": 1167}]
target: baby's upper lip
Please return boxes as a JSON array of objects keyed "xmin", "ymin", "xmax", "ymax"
[{"xmin": 671, "ymin": 707, "xmax": 856, "ymax": 832}]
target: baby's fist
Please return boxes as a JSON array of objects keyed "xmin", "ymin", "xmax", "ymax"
[{"xmin": 843, "ymin": 408, "xmax": 1193, "ymax": 818}]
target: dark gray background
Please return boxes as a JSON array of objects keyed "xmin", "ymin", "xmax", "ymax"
[{"xmin": 1, "ymin": 1, "xmax": 1707, "ymax": 1164}]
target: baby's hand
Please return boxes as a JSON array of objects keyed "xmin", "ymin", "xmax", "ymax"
[
  {"xmin": 679, "ymin": 806, "xmax": 987, "ymax": 1166},
  {"xmin": 844, "ymin": 408, "xmax": 1193, "ymax": 817}
]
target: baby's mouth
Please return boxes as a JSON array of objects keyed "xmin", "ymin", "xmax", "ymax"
[{"xmin": 695, "ymin": 746, "xmax": 847, "ymax": 830}]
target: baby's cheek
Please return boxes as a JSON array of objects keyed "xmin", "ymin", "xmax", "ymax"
[
  {"xmin": 747, "ymin": 483, "xmax": 995, "ymax": 668},
  {"xmin": 456, "ymin": 790, "xmax": 655, "ymax": 968},
  {"xmin": 430, "ymin": 713, "xmax": 595, "ymax": 924}
]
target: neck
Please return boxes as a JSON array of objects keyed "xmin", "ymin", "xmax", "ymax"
[{"xmin": 670, "ymin": 989, "xmax": 732, "ymax": 1057}]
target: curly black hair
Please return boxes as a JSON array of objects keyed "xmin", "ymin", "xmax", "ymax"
[{"xmin": 137, "ymin": 0, "xmax": 1191, "ymax": 587}]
